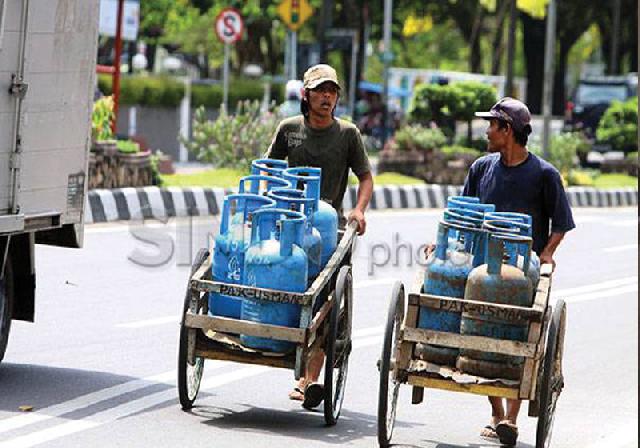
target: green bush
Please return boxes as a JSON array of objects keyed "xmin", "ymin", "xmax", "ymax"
[
  {"xmin": 98, "ymin": 74, "xmax": 274, "ymax": 109},
  {"xmin": 91, "ymin": 95, "xmax": 114, "ymax": 141},
  {"xmin": 455, "ymin": 135, "xmax": 488, "ymax": 152},
  {"xmin": 626, "ymin": 151, "xmax": 638, "ymax": 161},
  {"xmin": 181, "ymin": 100, "xmax": 279, "ymax": 170},
  {"xmin": 596, "ymin": 97, "xmax": 638, "ymax": 152},
  {"xmin": 530, "ymin": 132, "xmax": 588, "ymax": 178},
  {"xmin": 407, "ymin": 83, "xmax": 456, "ymax": 124},
  {"xmin": 394, "ymin": 125, "xmax": 447, "ymax": 151},
  {"xmin": 440, "ymin": 145, "xmax": 483, "ymax": 159},
  {"xmin": 116, "ymin": 139, "xmax": 140, "ymax": 154},
  {"xmin": 407, "ymin": 81, "xmax": 497, "ymax": 141}
]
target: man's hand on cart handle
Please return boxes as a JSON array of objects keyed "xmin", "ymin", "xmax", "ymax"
[
  {"xmin": 539, "ymin": 253, "xmax": 556, "ymax": 272},
  {"xmin": 348, "ymin": 209, "xmax": 366, "ymax": 235}
]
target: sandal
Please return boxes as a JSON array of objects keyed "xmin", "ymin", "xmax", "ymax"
[
  {"xmin": 480, "ymin": 424, "xmax": 498, "ymax": 440},
  {"xmin": 288, "ymin": 387, "xmax": 305, "ymax": 402},
  {"xmin": 496, "ymin": 421, "xmax": 519, "ymax": 446},
  {"xmin": 302, "ymin": 383, "xmax": 324, "ymax": 410}
]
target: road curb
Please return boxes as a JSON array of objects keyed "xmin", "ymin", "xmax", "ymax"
[{"xmin": 84, "ymin": 185, "xmax": 638, "ymax": 224}]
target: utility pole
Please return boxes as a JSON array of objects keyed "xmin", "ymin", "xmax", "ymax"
[
  {"xmin": 505, "ymin": 0, "xmax": 517, "ymax": 97},
  {"xmin": 112, "ymin": 0, "xmax": 124, "ymax": 134},
  {"xmin": 382, "ymin": 0, "xmax": 392, "ymax": 144},
  {"xmin": 541, "ymin": 0, "xmax": 557, "ymax": 159}
]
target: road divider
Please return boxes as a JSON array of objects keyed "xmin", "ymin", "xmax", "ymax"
[{"xmin": 85, "ymin": 185, "xmax": 638, "ymax": 223}]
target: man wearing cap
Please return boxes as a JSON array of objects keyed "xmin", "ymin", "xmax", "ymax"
[
  {"xmin": 266, "ymin": 64, "xmax": 373, "ymax": 409},
  {"xmin": 467, "ymin": 97, "xmax": 575, "ymax": 445}
]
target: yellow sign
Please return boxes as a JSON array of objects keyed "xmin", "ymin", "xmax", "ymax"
[
  {"xmin": 277, "ymin": 0, "xmax": 313, "ymax": 31},
  {"xmin": 402, "ymin": 15, "xmax": 433, "ymax": 37}
]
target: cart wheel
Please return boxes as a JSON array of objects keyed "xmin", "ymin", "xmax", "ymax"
[
  {"xmin": 177, "ymin": 249, "xmax": 210, "ymax": 410},
  {"xmin": 377, "ymin": 281, "xmax": 405, "ymax": 447},
  {"xmin": 323, "ymin": 265, "xmax": 353, "ymax": 426},
  {"xmin": 536, "ymin": 300, "xmax": 566, "ymax": 448}
]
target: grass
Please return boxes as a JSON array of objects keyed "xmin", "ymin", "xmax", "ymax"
[
  {"xmin": 160, "ymin": 168, "xmax": 635, "ymax": 189},
  {"xmin": 349, "ymin": 172, "xmax": 424, "ymax": 185},
  {"xmin": 160, "ymin": 168, "xmax": 246, "ymax": 188},
  {"xmin": 592, "ymin": 173, "xmax": 638, "ymax": 188}
]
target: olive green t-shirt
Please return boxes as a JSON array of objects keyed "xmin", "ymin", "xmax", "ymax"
[{"xmin": 265, "ymin": 115, "xmax": 371, "ymax": 214}]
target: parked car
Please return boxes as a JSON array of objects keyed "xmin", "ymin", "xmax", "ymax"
[{"xmin": 564, "ymin": 73, "xmax": 637, "ymax": 140}]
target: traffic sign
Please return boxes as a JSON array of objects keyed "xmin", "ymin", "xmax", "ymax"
[
  {"xmin": 215, "ymin": 8, "xmax": 244, "ymax": 44},
  {"xmin": 277, "ymin": 0, "xmax": 313, "ymax": 31}
]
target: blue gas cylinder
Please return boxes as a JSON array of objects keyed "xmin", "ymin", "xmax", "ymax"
[
  {"xmin": 238, "ymin": 174, "xmax": 290, "ymax": 196},
  {"xmin": 443, "ymin": 208, "xmax": 484, "ymax": 259},
  {"xmin": 446, "ymin": 195, "xmax": 480, "ymax": 208},
  {"xmin": 483, "ymin": 213, "xmax": 540, "ymax": 289},
  {"xmin": 282, "ymin": 167, "xmax": 338, "ymax": 268},
  {"xmin": 484, "ymin": 212, "xmax": 541, "ymax": 280},
  {"xmin": 267, "ymin": 188, "xmax": 323, "ymax": 283},
  {"xmin": 419, "ymin": 220, "xmax": 481, "ymax": 365},
  {"xmin": 240, "ymin": 208, "xmax": 308, "ymax": 352},
  {"xmin": 458, "ymin": 233, "xmax": 534, "ymax": 380},
  {"xmin": 251, "ymin": 158, "xmax": 288, "ymax": 177},
  {"xmin": 448, "ymin": 197, "xmax": 496, "ymax": 214},
  {"xmin": 209, "ymin": 194, "xmax": 276, "ymax": 319}
]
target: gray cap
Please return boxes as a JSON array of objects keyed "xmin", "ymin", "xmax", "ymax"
[{"xmin": 475, "ymin": 97, "xmax": 532, "ymax": 134}]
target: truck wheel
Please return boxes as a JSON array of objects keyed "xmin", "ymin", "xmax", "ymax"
[{"xmin": 0, "ymin": 256, "xmax": 14, "ymax": 363}]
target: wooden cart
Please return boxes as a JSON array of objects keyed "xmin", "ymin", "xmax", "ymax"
[
  {"xmin": 377, "ymin": 264, "xmax": 567, "ymax": 447},
  {"xmin": 177, "ymin": 222, "xmax": 357, "ymax": 426}
]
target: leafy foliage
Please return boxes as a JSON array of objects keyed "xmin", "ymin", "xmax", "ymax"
[
  {"xmin": 116, "ymin": 140, "xmax": 140, "ymax": 154},
  {"xmin": 92, "ymin": 95, "xmax": 115, "ymax": 141},
  {"xmin": 447, "ymin": 81, "xmax": 497, "ymax": 123},
  {"xmin": 596, "ymin": 97, "xmax": 638, "ymax": 152},
  {"xmin": 530, "ymin": 132, "xmax": 587, "ymax": 177},
  {"xmin": 393, "ymin": 124, "xmax": 447, "ymax": 151},
  {"xmin": 98, "ymin": 74, "xmax": 270, "ymax": 109},
  {"xmin": 181, "ymin": 101, "xmax": 279, "ymax": 170},
  {"xmin": 440, "ymin": 145, "xmax": 483, "ymax": 159}
]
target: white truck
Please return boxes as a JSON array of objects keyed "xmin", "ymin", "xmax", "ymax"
[{"xmin": 0, "ymin": 0, "xmax": 100, "ymax": 361}]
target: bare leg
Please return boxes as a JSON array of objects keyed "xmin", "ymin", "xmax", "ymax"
[
  {"xmin": 293, "ymin": 350, "xmax": 325, "ymax": 393},
  {"xmin": 505, "ymin": 399, "xmax": 522, "ymax": 424},
  {"xmin": 495, "ymin": 400, "xmax": 521, "ymax": 446},
  {"xmin": 480, "ymin": 396, "xmax": 505, "ymax": 438}
]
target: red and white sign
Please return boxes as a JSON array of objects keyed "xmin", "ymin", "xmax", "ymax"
[{"xmin": 215, "ymin": 8, "xmax": 244, "ymax": 44}]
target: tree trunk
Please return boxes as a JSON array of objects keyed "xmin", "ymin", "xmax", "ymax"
[
  {"xmin": 491, "ymin": 0, "xmax": 510, "ymax": 75},
  {"xmin": 554, "ymin": 41, "xmax": 571, "ymax": 116},
  {"xmin": 521, "ymin": 13, "xmax": 546, "ymax": 114}
]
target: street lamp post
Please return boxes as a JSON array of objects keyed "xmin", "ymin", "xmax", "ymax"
[{"xmin": 382, "ymin": 0, "xmax": 392, "ymax": 145}]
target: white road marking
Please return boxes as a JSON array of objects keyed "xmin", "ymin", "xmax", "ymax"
[
  {"xmin": 553, "ymin": 276, "xmax": 637, "ymax": 298},
  {"xmin": 0, "ymin": 366, "xmax": 267, "ymax": 448},
  {"xmin": 116, "ymin": 316, "xmax": 177, "ymax": 328},
  {"xmin": 556, "ymin": 284, "xmax": 638, "ymax": 304},
  {"xmin": 0, "ymin": 331, "xmax": 386, "ymax": 447},
  {"xmin": 0, "ymin": 362, "xmax": 224, "ymax": 437},
  {"xmin": 610, "ymin": 220, "xmax": 638, "ymax": 227},
  {"xmin": 603, "ymin": 243, "xmax": 638, "ymax": 253},
  {"xmin": 0, "ymin": 371, "xmax": 176, "ymax": 436}
]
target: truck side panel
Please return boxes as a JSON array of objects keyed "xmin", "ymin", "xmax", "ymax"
[
  {"xmin": 0, "ymin": 0, "xmax": 99, "ymax": 236},
  {"xmin": 19, "ymin": 0, "xmax": 99, "ymax": 225}
]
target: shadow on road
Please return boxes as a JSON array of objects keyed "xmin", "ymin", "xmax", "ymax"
[
  {"xmin": 0, "ymin": 363, "xmax": 170, "ymax": 414},
  {"xmin": 190, "ymin": 403, "xmax": 419, "ymax": 444}
]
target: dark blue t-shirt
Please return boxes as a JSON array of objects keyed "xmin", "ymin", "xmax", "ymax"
[{"xmin": 462, "ymin": 152, "xmax": 576, "ymax": 255}]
